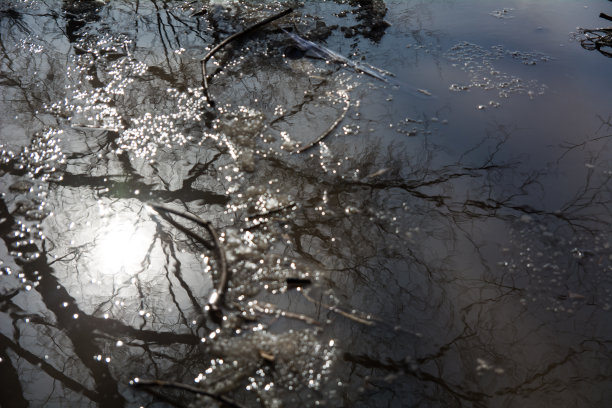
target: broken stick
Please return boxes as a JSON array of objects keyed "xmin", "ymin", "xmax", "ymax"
[
  {"xmin": 295, "ymin": 93, "xmax": 350, "ymax": 154},
  {"xmin": 302, "ymin": 291, "xmax": 374, "ymax": 326},
  {"xmin": 201, "ymin": 7, "xmax": 294, "ymax": 105},
  {"xmin": 147, "ymin": 203, "xmax": 228, "ymax": 318}
]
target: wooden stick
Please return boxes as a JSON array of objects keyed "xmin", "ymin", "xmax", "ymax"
[
  {"xmin": 302, "ymin": 291, "xmax": 374, "ymax": 326},
  {"xmin": 131, "ymin": 378, "xmax": 247, "ymax": 408},
  {"xmin": 251, "ymin": 301, "xmax": 321, "ymax": 326},
  {"xmin": 147, "ymin": 204, "xmax": 228, "ymax": 313},
  {"xmin": 599, "ymin": 12, "xmax": 612, "ymax": 22},
  {"xmin": 201, "ymin": 7, "xmax": 294, "ymax": 105},
  {"xmin": 242, "ymin": 201, "xmax": 297, "ymax": 230},
  {"xmin": 295, "ymin": 95, "xmax": 349, "ymax": 154}
]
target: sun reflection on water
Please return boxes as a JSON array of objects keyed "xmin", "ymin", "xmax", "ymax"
[{"xmin": 92, "ymin": 211, "xmax": 153, "ymax": 276}]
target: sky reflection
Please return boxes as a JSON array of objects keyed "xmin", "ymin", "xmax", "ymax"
[
  {"xmin": 1, "ymin": 1, "xmax": 611, "ymax": 406},
  {"xmin": 92, "ymin": 210, "xmax": 153, "ymax": 277}
]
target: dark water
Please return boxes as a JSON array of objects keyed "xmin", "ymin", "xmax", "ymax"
[{"xmin": 1, "ymin": 1, "xmax": 611, "ymax": 407}]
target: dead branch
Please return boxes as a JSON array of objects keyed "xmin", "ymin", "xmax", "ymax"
[
  {"xmin": 242, "ymin": 201, "xmax": 297, "ymax": 230},
  {"xmin": 200, "ymin": 7, "xmax": 294, "ymax": 105},
  {"xmin": 258, "ymin": 349, "xmax": 275, "ymax": 362},
  {"xmin": 302, "ymin": 291, "xmax": 374, "ymax": 326},
  {"xmin": 282, "ymin": 29, "xmax": 392, "ymax": 82},
  {"xmin": 251, "ymin": 301, "xmax": 321, "ymax": 326},
  {"xmin": 147, "ymin": 203, "xmax": 228, "ymax": 316},
  {"xmin": 131, "ymin": 378, "xmax": 247, "ymax": 408},
  {"xmin": 295, "ymin": 94, "xmax": 350, "ymax": 154},
  {"xmin": 600, "ymin": 12, "xmax": 612, "ymax": 22},
  {"xmin": 579, "ymin": 27, "xmax": 612, "ymax": 57},
  {"xmin": 257, "ymin": 201, "xmax": 297, "ymax": 216}
]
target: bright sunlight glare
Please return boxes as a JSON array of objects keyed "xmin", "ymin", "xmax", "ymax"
[{"xmin": 93, "ymin": 213, "xmax": 152, "ymax": 276}]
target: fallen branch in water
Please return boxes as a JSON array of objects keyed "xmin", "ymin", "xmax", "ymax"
[
  {"xmin": 302, "ymin": 291, "xmax": 374, "ymax": 326},
  {"xmin": 295, "ymin": 93, "xmax": 350, "ymax": 154},
  {"xmin": 250, "ymin": 301, "xmax": 321, "ymax": 326},
  {"xmin": 282, "ymin": 29, "xmax": 393, "ymax": 82},
  {"xmin": 579, "ymin": 28, "xmax": 612, "ymax": 57},
  {"xmin": 131, "ymin": 378, "xmax": 247, "ymax": 408},
  {"xmin": 147, "ymin": 203, "xmax": 228, "ymax": 318},
  {"xmin": 600, "ymin": 12, "xmax": 612, "ymax": 22},
  {"xmin": 200, "ymin": 7, "xmax": 294, "ymax": 106},
  {"xmin": 243, "ymin": 201, "xmax": 297, "ymax": 230}
]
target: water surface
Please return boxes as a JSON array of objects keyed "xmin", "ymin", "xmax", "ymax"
[{"xmin": 1, "ymin": 1, "xmax": 611, "ymax": 407}]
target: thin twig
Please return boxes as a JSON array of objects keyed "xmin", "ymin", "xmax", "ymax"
[
  {"xmin": 251, "ymin": 301, "xmax": 321, "ymax": 326},
  {"xmin": 257, "ymin": 201, "xmax": 296, "ymax": 217},
  {"xmin": 283, "ymin": 29, "xmax": 392, "ymax": 82},
  {"xmin": 302, "ymin": 291, "xmax": 374, "ymax": 326},
  {"xmin": 295, "ymin": 95, "xmax": 350, "ymax": 154},
  {"xmin": 243, "ymin": 201, "xmax": 297, "ymax": 230},
  {"xmin": 131, "ymin": 378, "xmax": 247, "ymax": 408},
  {"xmin": 200, "ymin": 7, "xmax": 293, "ymax": 105},
  {"xmin": 47, "ymin": 249, "xmax": 79, "ymax": 265},
  {"xmin": 147, "ymin": 203, "xmax": 228, "ymax": 313}
]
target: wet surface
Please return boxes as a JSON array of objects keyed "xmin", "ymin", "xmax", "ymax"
[{"xmin": 1, "ymin": 0, "xmax": 611, "ymax": 407}]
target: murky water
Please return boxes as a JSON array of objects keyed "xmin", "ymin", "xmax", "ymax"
[{"xmin": 1, "ymin": 1, "xmax": 611, "ymax": 407}]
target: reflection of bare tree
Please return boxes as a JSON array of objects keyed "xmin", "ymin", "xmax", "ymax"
[
  {"xmin": 0, "ymin": 1, "xmax": 611, "ymax": 407},
  {"xmin": 0, "ymin": 193, "xmax": 207, "ymax": 405}
]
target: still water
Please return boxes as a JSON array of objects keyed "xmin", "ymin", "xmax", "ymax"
[{"xmin": 1, "ymin": 0, "xmax": 611, "ymax": 407}]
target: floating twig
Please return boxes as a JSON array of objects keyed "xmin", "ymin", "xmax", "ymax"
[
  {"xmin": 147, "ymin": 204, "xmax": 228, "ymax": 316},
  {"xmin": 257, "ymin": 201, "xmax": 296, "ymax": 216},
  {"xmin": 364, "ymin": 167, "xmax": 391, "ymax": 179},
  {"xmin": 242, "ymin": 201, "xmax": 297, "ymax": 230},
  {"xmin": 131, "ymin": 378, "xmax": 246, "ymax": 408},
  {"xmin": 302, "ymin": 291, "xmax": 374, "ymax": 326},
  {"xmin": 282, "ymin": 29, "xmax": 393, "ymax": 81},
  {"xmin": 250, "ymin": 301, "xmax": 321, "ymax": 326},
  {"xmin": 47, "ymin": 250, "xmax": 80, "ymax": 265},
  {"xmin": 258, "ymin": 349, "xmax": 275, "ymax": 362},
  {"xmin": 295, "ymin": 94, "xmax": 350, "ymax": 154},
  {"xmin": 200, "ymin": 7, "xmax": 294, "ymax": 105}
]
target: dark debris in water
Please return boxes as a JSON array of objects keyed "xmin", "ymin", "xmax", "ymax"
[
  {"xmin": 577, "ymin": 27, "xmax": 612, "ymax": 58},
  {"xmin": 574, "ymin": 7, "xmax": 612, "ymax": 58}
]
